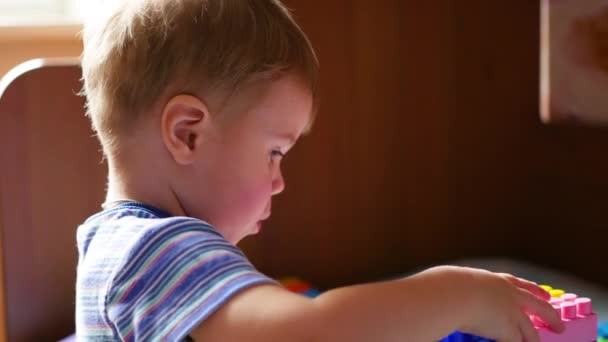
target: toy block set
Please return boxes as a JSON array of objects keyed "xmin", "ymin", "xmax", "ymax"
[
  {"xmin": 279, "ymin": 277, "xmax": 321, "ymax": 298},
  {"xmin": 440, "ymin": 284, "xmax": 599, "ymax": 342}
]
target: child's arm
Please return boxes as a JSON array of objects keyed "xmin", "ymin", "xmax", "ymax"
[{"xmin": 190, "ymin": 266, "xmax": 565, "ymax": 342}]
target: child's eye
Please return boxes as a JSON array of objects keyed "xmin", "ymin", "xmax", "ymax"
[{"xmin": 270, "ymin": 150, "xmax": 285, "ymax": 160}]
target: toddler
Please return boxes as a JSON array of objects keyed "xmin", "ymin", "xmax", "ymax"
[{"xmin": 76, "ymin": 0, "xmax": 565, "ymax": 341}]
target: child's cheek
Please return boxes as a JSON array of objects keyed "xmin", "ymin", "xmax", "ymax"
[{"xmin": 235, "ymin": 179, "xmax": 273, "ymax": 222}]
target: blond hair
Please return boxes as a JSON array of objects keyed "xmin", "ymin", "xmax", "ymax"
[{"xmin": 80, "ymin": 0, "xmax": 319, "ymax": 157}]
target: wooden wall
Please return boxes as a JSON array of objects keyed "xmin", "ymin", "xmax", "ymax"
[
  {"xmin": 0, "ymin": 62, "xmax": 105, "ymax": 342},
  {"xmin": 247, "ymin": 0, "xmax": 608, "ymax": 289}
]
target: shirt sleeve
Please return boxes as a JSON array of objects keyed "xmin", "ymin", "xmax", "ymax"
[{"xmin": 104, "ymin": 219, "xmax": 276, "ymax": 342}]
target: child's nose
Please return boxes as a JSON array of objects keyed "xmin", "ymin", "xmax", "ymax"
[{"xmin": 271, "ymin": 170, "xmax": 285, "ymax": 195}]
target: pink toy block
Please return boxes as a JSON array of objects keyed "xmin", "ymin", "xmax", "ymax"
[{"xmin": 533, "ymin": 293, "xmax": 597, "ymax": 342}]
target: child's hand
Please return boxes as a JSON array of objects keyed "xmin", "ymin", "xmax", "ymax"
[{"xmin": 430, "ymin": 266, "xmax": 566, "ymax": 342}]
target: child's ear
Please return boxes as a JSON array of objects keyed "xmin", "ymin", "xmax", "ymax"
[{"xmin": 161, "ymin": 94, "xmax": 210, "ymax": 165}]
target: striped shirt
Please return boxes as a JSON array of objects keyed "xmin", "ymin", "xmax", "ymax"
[{"xmin": 75, "ymin": 202, "xmax": 275, "ymax": 341}]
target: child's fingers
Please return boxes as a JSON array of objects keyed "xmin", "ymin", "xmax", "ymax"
[
  {"xmin": 499, "ymin": 273, "xmax": 550, "ymax": 301},
  {"xmin": 516, "ymin": 288, "xmax": 565, "ymax": 333},
  {"xmin": 492, "ymin": 320, "xmax": 523, "ymax": 342},
  {"xmin": 518, "ymin": 312, "xmax": 540, "ymax": 342}
]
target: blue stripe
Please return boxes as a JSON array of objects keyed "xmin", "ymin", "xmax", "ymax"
[
  {"xmin": 114, "ymin": 238, "xmax": 240, "ymax": 290},
  {"xmin": 147, "ymin": 275, "xmax": 274, "ymax": 341},
  {"xmin": 110, "ymin": 221, "xmax": 226, "ymax": 283},
  {"xmin": 76, "ymin": 205, "xmax": 273, "ymax": 341},
  {"xmin": 111, "ymin": 244, "xmax": 244, "ymax": 320}
]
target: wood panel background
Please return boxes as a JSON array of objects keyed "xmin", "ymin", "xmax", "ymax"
[
  {"xmin": 250, "ymin": 0, "xmax": 608, "ymax": 289},
  {"xmin": 0, "ymin": 61, "xmax": 106, "ymax": 341}
]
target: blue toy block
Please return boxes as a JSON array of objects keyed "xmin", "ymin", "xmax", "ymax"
[
  {"xmin": 599, "ymin": 321, "xmax": 608, "ymax": 338},
  {"xmin": 439, "ymin": 331, "xmax": 494, "ymax": 342}
]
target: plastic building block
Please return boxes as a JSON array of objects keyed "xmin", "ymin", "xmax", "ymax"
[
  {"xmin": 440, "ymin": 284, "xmax": 598, "ymax": 342},
  {"xmin": 439, "ymin": 332, "xmax": 493, "ymax": 342},
  {"xmin": 534, "ymin": 285, "xmax": 597, "ymax": 342},
  {"xmin": 303, "ymin": 288, "xmax": 321, "ymax": 297},
  {"xmin": 598, "ymin": 321, "xmax": 608, "ymax": 337},
  {"xmin": 279, "ymin": 277, "xmax": 321, "ymax": 298},
  {"xmin": 599, "ymin": 321, "xmax": 608, "ymax": 339}
]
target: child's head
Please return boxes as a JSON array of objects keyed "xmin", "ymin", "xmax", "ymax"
[{"xmin": 81, "ymin": 0, "xmax": 319, "ymax": 243}]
